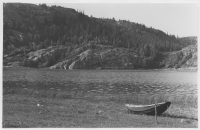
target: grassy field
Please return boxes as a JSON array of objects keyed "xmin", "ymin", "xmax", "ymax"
[{"xmin": 3, "ymin": 92, "xmax": 198, "ymax": 128}]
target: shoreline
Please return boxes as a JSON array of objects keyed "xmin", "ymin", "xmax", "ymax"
[{"xmin": 3, "ymin": 66, "xmax": 198, "ymax": 72}]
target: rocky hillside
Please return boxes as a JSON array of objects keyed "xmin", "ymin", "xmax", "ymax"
[
  {"xmin": 159, "ymin": 44, "xmax": 197, "ymax": 69},
  {"xmin": 4, "ymin": 43, "xmax": 197, "ymax": 70},
  {"xmin": 3, "ymin": 3, "xmax": 197, "ymax": 70}
]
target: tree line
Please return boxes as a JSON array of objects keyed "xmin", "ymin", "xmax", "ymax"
[{"xmin": 3, "ymin": 3, "xmax": 194, "ymax": 60}]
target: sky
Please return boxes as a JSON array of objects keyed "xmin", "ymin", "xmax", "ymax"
[{"xmin": 44, "ymin": 2, "xmax": 199, "ymax": 37}]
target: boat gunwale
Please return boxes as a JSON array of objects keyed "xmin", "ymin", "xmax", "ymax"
[{"xmin": 125, "ymin": 102, "xmax": 166, "ymax": 108}]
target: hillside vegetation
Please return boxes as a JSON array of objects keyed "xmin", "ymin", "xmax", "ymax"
[{"xmin": 3, "ymin": 3, "xmax": 197, "ymax": 69}]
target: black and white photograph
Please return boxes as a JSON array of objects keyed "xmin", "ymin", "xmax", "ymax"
[{"xmin": 2, "ymin": 0, "xmax": 199, "ymax": 128}]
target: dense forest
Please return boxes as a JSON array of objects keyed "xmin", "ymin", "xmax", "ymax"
[{"xmin": 3, "ymin": 3, "xmax": 197, "ymax": 69}]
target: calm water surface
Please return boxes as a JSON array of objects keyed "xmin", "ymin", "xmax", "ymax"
[
  {"xmin": 3, "ymin": 68, "xmax": 197, "ymax": 95},
  {"xmin": 3, "ymin": 67, "xmax": 197, "ymax": 103}
]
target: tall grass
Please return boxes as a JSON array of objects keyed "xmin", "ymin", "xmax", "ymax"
[
  {"xmin": 3, "ymin": 86, "xmax": 197, "ymax": 120},
  {"xmin": 3, "ymin": 87, "xmax": 197, "ymax": 107}
]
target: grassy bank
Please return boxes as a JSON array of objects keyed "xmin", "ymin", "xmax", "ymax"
[{"xmin": 3, "ymin": 93, "xmax": 198, "ymax": 128}]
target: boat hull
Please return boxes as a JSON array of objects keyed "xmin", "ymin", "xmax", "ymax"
[{"xmin": 125, "ymin": 102, "xmax": 171, "ymax": 115}]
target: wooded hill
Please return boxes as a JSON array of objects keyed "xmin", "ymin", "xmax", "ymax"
[{"xmin": 3, "ymin": 3, "xmax": 197, "ymax": 69}]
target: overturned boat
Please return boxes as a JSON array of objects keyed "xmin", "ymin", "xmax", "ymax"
[{"xmin": 125, "ymin": 101, "xmax": 171, "ymax": 115}]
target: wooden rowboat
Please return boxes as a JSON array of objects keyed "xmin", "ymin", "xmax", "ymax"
[{"xmin": 125, "ymin": 101, "xmax": 171, "ymax": 115}]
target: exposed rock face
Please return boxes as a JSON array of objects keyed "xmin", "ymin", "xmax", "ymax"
[
  {"xmin": 50, "ymin": 46, "xmax": 120, "ymax": 69},
  {"xmin": 50, "ymin": 44, "xmax": 197, "ymax": 70},
  {"xmin": 5, "ymin": 43, "xmax": 197, "ymax": 70},
  {"xmin": 163, "ymin": 45, "xmax": 197, "ymax": 68},
  {"xmin": 23, "ymin": 45, "xmax": 68, "ymax": 67},
  {"xmin": 181, "ymin": 45, "xmax": 197, "ymax": 67},
  {"xmin": 68, "ymin": 49, "xmax": 118, "ymax": 69},
  {"xmin": 49, "ymin": 44, "xmax": 144, "ymax": 69},
  {"xmin": 7, "ymin": 61, "xmax": 22, "ymax": 67},
  {"xmin": 3, "ymin": 54, "xmax": 24, "ymax": 67},
  {"xmin": 49, "ymin": 59, "xmax": 73, "ymax": 69}
]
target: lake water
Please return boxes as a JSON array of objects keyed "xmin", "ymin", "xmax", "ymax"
[{"xmin": 3, "ymin": 67, "xmax": 197, "ymax": 105}]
